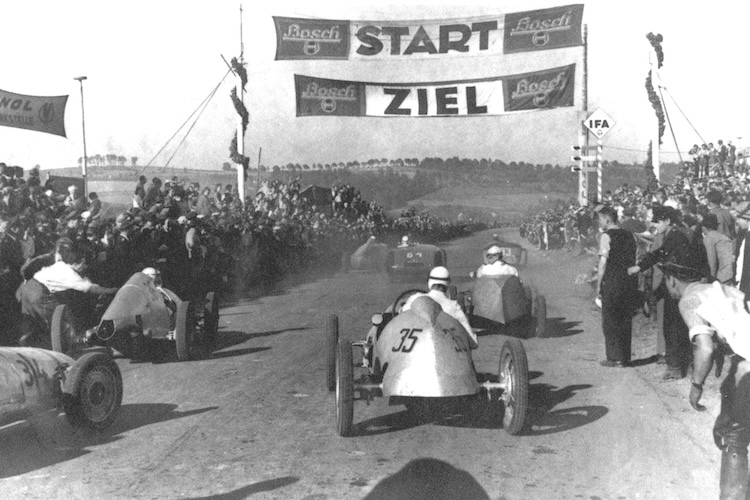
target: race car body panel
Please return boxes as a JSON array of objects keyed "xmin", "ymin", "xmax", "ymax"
[
  {"xmin": 100, "ymin": 272, "xmax": 175, "ymax": 338},
  {"xmin": 471, "ymin": 276, "xmax": 528, "ymax": 325},
  {"xmin": 0, "ymin": 347, "xmax": 70, "ymax": 428},
  {"xmin": 373, "ymin": 296, "xmax": 478, "ymax": 398}
]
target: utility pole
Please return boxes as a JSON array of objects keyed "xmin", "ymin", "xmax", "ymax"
[
  {"xmin": 257, "ymin": 146, "xmax": 262, "ymax": 187},
  {"xmin": 74, "ymin": 76, "xmax": 88, "ymax": 197},
  {"xmin": 236, "ymin": 4, "xmax": 246, "ymax": 207},
  {"xmin": 649, "ymin": 45, "xmax": 661, "ymax": 182},
  {"xmin": 579, "ymin": 24, "xmax": 589, "ymax": 206}
]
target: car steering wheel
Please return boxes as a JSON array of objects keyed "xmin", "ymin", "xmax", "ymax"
[{"xmin": 392, "ymin": 288, "xmax": 427, "ymax": 315}]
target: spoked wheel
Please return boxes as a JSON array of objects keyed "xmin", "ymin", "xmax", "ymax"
[
  {"xmin": 63, "ymin": 352, "xmax": 123, "ymax": 429},
  {"xmin": 498, "ymin": 337, "xmax": 529, "ymax": 435},
  {"xmin": 326, "ymin": 314, "xmax": 339, "ymax": 392},
  {"xmin": 51, "ymin": 304, "xmax": 79, "ymax": 356},
  {"xmin": 175, "ymin": 301, "xmax": 196, "ymax": 361},
  {"xmin": 336, "ymin": 339, "xmax": 354, "ymax": 437}
]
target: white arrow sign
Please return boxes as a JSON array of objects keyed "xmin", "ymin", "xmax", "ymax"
[{"xmin": 584, "ymin": 108, "xmax": 615, "ymax": 139}]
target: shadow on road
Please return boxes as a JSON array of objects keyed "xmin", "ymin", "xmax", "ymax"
[
  {"xmin": 210, "ymin": 346, "xmax": 271, "ymax": 359},
  {"xmin": 0, "ymin": 404, "xmax": 218, "ymax": 478},
  {"xmin": 541, "ymin": 317, "xmax": 584, "ymax": 338},
  {"xmin": 185, "ymin": 476, "xmax": 300, "ymax": 499},
  {"xmin": 525, "ymin": 383, "xmax": 607, "ymax": 435},
  {"xmin": 363, "ymin": 458, "xmax": 489, "ymax": 500},
  {"xmin": 353, "ymin": 409, "xmax": 423, "ymax": 436}
]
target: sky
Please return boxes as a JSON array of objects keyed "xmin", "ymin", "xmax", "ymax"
[{"xmin": 1, "ymin": 0, "xmax": 748, "ymax": 172}]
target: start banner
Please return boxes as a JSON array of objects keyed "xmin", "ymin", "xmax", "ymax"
[
  {"xmin": 0, "ymin": 89, "xmax": 68, "ymax": 137},
  {"xmin": 295, "ymin": 64, "xmax": 575, "ymax": 117},
  {"xmin": 274, "ymin": 5, "xmax": 583, "ymax": 60}
]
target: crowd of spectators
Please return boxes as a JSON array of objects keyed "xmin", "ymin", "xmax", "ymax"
[{"xmin": 0, "ymin": 163, "xmax": 481, "ymax": 346}]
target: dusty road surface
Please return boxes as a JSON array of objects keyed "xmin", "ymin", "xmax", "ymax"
[{"xmin": 1, "ymin": 228, "xmax": 724, "ymax": 499}]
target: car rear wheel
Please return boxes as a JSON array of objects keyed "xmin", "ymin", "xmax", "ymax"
[
  {"xmin": 175, "ymin": 301, "xmax": 196, "ymax": 361},
  {"xmin": 63, "ymin": 352, "xmax": 123, "ymax": 430},
  {"xmin": 534, "ymin": 295, "xmax": 547, "ymax": 338},
  {"xmin": 326, "ymin": 314, "xmax": 339, "ymax": 392},
  {"xmin": 51, "ymin": 304, "xmax": 78, "ymax": 356},
  {"xmin": 336, "ymin": 339, "xmax": 354, "ymax": 437},
  {"xmin": 498, "ymin": 337, "xmax": 529, "ymax": 435}
]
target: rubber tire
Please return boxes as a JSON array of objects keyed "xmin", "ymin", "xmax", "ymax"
[
  {"xmin": 534, "ymin": 295, "xmax": 547, "ymax": 338},
  {"xmin": 63, "ymin": 352, "xmax": 123, "ymax": 430},
  {"xmin": 51, "ymin": 304, "xmax": 77, "ymax": 356},
  {"xmin": 203, "ymin": 291, "xmax": 219, "ymax": 349},
  {"xmin": 326, "ymin": 314, "xmax": 339, "ymax": 392},
  {"xmin": 336, "ymin": 339, "xmax": 354, "ymax": 437},
  {"xmin": 499, "ymin": 337, "xmax": 529, "ymax": 436},
  {"xmin": 175, "ymin": 301, "xmax": 195, "ymax": 362}
]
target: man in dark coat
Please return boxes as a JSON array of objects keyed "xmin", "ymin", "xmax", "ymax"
[
  {"xmin": 596, "ymin": 206, "xmax": 638, "ymax": 366},
  {"xmin": 628, "ymin": 206, "xmax": 709, "ymax": 379}
]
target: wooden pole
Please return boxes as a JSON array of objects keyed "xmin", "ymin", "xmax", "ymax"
[
  {"xmin": 579, "ymin": 24, "xmax": 589, "ymax": 206},
  {"xmin": 257, "ymin": 147, "xmax": 262, "ymax": 187},
  {"xmin": 236, "ymin": 4, "xmax": 246, "ymax": 206}
]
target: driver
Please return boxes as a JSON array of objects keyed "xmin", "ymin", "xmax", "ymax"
[
  {"xmin": 401, "ymin": 266, "xmax": 477, "ymax": 348},
  {"xmin": 398, "ymin": 235, "xmax": 410, "ymax": 247},
  {"xmin": 473, "ymin": 245, "xmax": 518, "ymax": 278}
]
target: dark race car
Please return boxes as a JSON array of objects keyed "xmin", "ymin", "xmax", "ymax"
[
  {"xmin": 385, "ymin": 243, "xmax": 447, "ymax": 282},
  {"xmin": 325, "ymin": 288, "xmax": 530, "ymax": 437},
  {"xmin": 51, "ymin": 272, "xmax": 219, "ymax": 362}
]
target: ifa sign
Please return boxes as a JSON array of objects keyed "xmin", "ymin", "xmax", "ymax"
[{"xmin": 584, "ymin": 108, "xmax": 615, "ymax": 139}]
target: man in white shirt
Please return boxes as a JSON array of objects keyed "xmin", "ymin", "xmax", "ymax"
[
  {"xmin": 473, "ymin": 245, "xmax": 518, "ymax": 278},
  {"xmin": 663, "ymin": 261, "xmax": 750, "ymax": 498},
  {"xmin": 401, "ymin": 266, "xmax": 476, "ymax": 348}
]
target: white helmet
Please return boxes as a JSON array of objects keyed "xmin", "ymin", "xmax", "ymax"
[
  {"xmin": 486, "ymin": 245, "xmax": 503, "ymax": 256},
  {"xmin": 428, "ymin": 266, "xmax": 451, "ymax": 289}
]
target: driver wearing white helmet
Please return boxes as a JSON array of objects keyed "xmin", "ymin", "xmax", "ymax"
[
  {"xmin": 398, "ymin": 235, "xmax": 410, "ymax": 247},
  {"xmin": 401, "ymin": 266, "xmax": 477, "ymax": 348},
  {"xmin": 473, "ymin": 245, "xmax": 518, "ymax": 278}
]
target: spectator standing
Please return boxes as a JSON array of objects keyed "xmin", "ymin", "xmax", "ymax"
[
  {"xmin": 628, "ymin": 206, "xmax": 708, "ymax": 379},
  {"xmin": 707, "ymin": 191, "xmax": 736, "ymax": 240},
  {"xmin": 728, "ymin": 141, "xmax": 737, "ymax": 175},
  {"xmin": 134, "ymin": 175, "xmax": 147, "ymax": 208},
  {"xmin": 88, "ymin": 192, "xmax": 102, "ymax": 219},
  {"xmin": 701, "ymin": 213, "xmax": 735, "ymax": 285},
  {"xmin": 596, "ymin": 206, "xmax": 638, "ymax": 367}
]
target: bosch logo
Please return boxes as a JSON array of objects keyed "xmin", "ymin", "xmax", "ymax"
[
  {"xmin": 303, "ymin": 41, "xmax": 321, "ymax": 56},
  {"xmin": 320, "ymin": 98, "xmax": 337, "ymax": 113},
  {"xmin": 38, "ymin": 103, "xmax": 55, "ymax": 124},
  {"xmin": 532, "ymin": 31, "xmax": 550, "ymax": 46}
]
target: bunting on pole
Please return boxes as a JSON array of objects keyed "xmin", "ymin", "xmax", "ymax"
[
  {"xmin": 295, "ymin": 64, "xmax": 575, "ymax": 117},
  {"xmin": 274, "ymin": 5, "xmax": 583, "ymax": 60},
  {"xmin": 0, "ymin": 88, "xmax": 68, "ymax": 137}
]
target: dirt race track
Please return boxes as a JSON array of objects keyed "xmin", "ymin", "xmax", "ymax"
[{"xmin": 0, "ymin": 228, "xmax": 724, "ymax": 499}]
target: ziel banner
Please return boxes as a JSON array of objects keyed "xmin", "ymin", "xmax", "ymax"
[
  {"xmin": 0, "ymin": 89, "xmax": 68, "ymax": 137},
  {"xmin": 295, "ymin": 64, "xmax": 575, "ymax": 117},
  {"xmin": 274, "ymin": 5, "xmax": 583, "ymax": 60}
]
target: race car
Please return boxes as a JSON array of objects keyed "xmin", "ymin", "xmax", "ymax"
[
  {"xmin": 0, "ymin": 347, "xmax": 122, "ymax": 432},
  {"xmin": 326, "ymin": 289, "xmax": 529, "ymax": 437},
  {"xmin": 458, "ymin": 275, "xmax": 547, "ymax": 338},
  {"xmin": 384, "ymin": 243, "xmax": 447, "ymax": 282},
  {"xmin": 487, "ymin": 240, "xmax": 528, "ymax": 268},
  {"xmin": 50, "ymin": 272, "xmax": 220, "ymax": 362}
]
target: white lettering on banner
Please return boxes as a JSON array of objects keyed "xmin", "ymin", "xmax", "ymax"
[
  {"xmin": 301, "ymin": 83, "xmax": 357, "ymax": 101},
  {"xmin": 282, "ymin": 24, "xmax": 342, "ymax": 43},
  {"xmin": 510, "ymin": 10, "xmax": 573, "ymax": 35},
  {"xmin": 511, "ymin": 72, "xmax": 568, "ymax": 100},
  {"xmin": 353, "ymin": 20, "xmax": 500, "ymax": 57},
  {"xmin": 365, "ymin": 81, "xmax": 504, "ymax": 117}
]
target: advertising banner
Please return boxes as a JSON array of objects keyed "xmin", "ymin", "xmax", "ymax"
[
  {"xmin": 295, "ymin": 64, "xmax": 575, "ymax": 117},
  {"xmin": 274, "ymin": 5, "xmax": 583, "ymax": 60},
  {"xmin": 0, "ymin": 89, "xmax": 68, "ymax": 137}
]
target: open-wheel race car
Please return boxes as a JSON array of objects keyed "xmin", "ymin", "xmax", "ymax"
[
  {"xmin": 51, "ymin": 272, "xmax": 220, "ymax": 362},
  {"xmin": 0, "ymin": 347, "xmax": 122, "ymax": 432},
  {"xmin": 458, "ymin": 275, "xmax": 546, "ymax": 339},
  {"xmin": 385, "ymin": 243, "xmax": 447, "ymax": 282},
  {"xmin": 325, "ymin": 289, "xmax": 530, "ymax": 437},
  {"xmin": 487, "ymin": 240, "xmax": 528, "ymax": 268}
]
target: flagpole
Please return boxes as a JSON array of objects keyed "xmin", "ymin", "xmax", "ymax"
[
  {"xmin": 74, "ymin": 76, "xmax": 88, "ymax": 197},
  {"xmin": 236, "ymin": 3, "xmax": 246, "ymax": 207}
]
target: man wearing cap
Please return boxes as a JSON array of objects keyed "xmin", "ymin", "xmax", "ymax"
[
  {"xmin": 628, "ymin": 206, "xmax": 709, "ymax": 379},
  {"xmin": 596, "ymin": 206, "xmax": 638, "ymax": 367},
  {"xmin": 401, "ymin": 266, "xmax": 477, "ymax": 348},
  {"xmin": 473, "ymin": 245, "xmax": 518, "ymax": 278},
  {"xmin": 661, "ymin": 261, "xmax": 750, "ymax": 499}
]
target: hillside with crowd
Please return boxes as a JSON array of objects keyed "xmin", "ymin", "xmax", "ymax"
[{"xmin": 0, "ymin": 163, "xmax": 486, "ymax": 346}]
